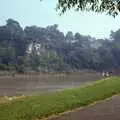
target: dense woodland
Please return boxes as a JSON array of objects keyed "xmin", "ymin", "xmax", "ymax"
[{"xmin": 0, "ymin": 19, "xmax": 120, "ymax": 72}]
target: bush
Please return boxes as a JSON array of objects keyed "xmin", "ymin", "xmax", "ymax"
[{"xmin": 0, "ymin": 64, "xmax": 8, "ymax": 70}]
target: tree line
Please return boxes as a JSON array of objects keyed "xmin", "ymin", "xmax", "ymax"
[{"xmin": 0, "ymin": 18, "xmax": 120, "ymax": 73}]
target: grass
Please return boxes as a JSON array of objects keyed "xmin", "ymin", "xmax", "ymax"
[{"xmin": 0, "ymin": 77, "xmax": 120, "ymax": 120}]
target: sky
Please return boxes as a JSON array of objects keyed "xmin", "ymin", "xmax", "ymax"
[{"xmin": 0, "ymin": 0, "xmax": 120, "ymax": 39}]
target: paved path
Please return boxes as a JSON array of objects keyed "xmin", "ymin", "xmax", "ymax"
[{"xmin": 50, "ymin": 96, "xmax": 120, "ymax": 120}]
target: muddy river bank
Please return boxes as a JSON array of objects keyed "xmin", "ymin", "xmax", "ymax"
[{"xmin": 0, "ymin": 72, "xmax": 101, "ymax": 96}]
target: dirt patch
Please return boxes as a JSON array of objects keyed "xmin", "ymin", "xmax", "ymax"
[
  {"xmin": 48, "ymin": 95, "xmax": 120, "ymax": 120},
  {"xmin": 0, "ymin": 97, "xmax": 8, "ymax": 104}
]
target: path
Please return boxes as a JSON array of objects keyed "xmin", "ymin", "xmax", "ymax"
[{"xmin": 49, "ymin": 96, "xmax": 120, "ymax": 120}]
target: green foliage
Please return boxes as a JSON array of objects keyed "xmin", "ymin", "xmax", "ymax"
[
  {"xmin": 0, "ymin": 77, "xmax": 120, "ymax": 120},
  {"xmin": 55, "ymin": 0, "xmax": 120, "ymax": 17},
  {"xmin": 16, "ymin": 56, "xmax": 25, "ymax": 73},
  {"xmin": 27, "ymin": 47, "xmax": 41, "ymax": 72},
  {"xmin": 0, "ymin": 64, "xmax": 8, "ymax": 70},
  {"xmin": 40, "ymin": 51, "xmax": 64, "ymax": 71},
  {"xmin": 1, "ymin": 18, "xmax": 120, "ymax": 72}
]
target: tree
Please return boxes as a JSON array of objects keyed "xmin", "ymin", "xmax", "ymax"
[
  {"xmin": 1, "ymin": 18, "xmax": 120, "ymax": 72},
  {"xmin": 0, "ymin": 47, "xmax": 15, "ymax": 65},
  {"xmin": 56, "ymin": 0, "xmax": 120, "ymax": 17},
  {"xmin": 65, "ymin": 31, "xmax": 74, "ymax": 43},
  {"xmin": 39, "ymin": 51, "xmax": 64, "ymax": 72},
  {"xmin": 6, "ymin": 19, "xmax": 26, "ymax": 57},
  {"xmin": 27, "ymin": 44, "xmax": 41, "ymax": 72},
  {"xmin": 16, "ymin": 56, "xmax": 25, "ymax": 73}
]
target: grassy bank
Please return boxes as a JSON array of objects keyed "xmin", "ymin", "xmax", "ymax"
[{"xmin": 0, "ymin": 77, "xmax": 120, "ymax": 120}]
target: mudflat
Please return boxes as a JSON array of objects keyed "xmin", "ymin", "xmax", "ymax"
[{"xmin": 0, "ymin": 72, "xmax": 101, "ymax": 96}]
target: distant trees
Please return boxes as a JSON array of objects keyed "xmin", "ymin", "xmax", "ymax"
[
  {"xmin": 0, "ymin": 19, "xmax": 26, "ymax": 72},
  {"xmin": 0, "ymin": 18, "xmax": 120, "ymax": 72}
]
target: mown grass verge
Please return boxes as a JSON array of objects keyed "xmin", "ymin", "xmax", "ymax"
[{"xmin": 0, "ymin": 77, "xmax": 120, "ymax": 120}]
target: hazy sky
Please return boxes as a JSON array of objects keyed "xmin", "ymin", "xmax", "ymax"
[{"xmin": 0, "ymin": 0, "xmax": 120, "ymax": 39}]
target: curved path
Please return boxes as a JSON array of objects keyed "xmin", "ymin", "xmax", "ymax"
[{"xmin": 49, "ymin": 96, "xmax": 120, "ymax": 120}]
